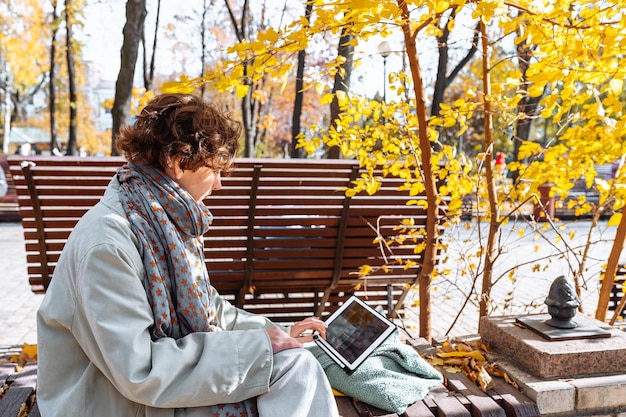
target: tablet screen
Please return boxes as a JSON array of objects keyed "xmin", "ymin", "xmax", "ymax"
[{"xmin": 315, "ymin": 296, "xmax": 396, "ymax": 371}]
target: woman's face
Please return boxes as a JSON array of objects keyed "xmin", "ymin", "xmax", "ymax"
[{"xmin": 164, "ymin": 157, "xmax": 223, "ymax": 203}]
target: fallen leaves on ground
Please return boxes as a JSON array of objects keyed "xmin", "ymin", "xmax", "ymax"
[
  {"xmin": 424, "ymin": 339, "xmax": 518, "ymax": 392},
  {"xmin": 0, "ymin": 343, "xmax": 38, "ymax": 413},
  {"xmin": 0, "ymin": 342, "xmax": 38, "ymax": 370}
]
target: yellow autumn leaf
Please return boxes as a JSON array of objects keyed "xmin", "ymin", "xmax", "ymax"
[
  {"xmin": 320, "ymin": 93, "xmax": 335, "ymax": 105},
  {"xmin": 429, "ymin": 357, "xmax": 445, "ymax": 366},
  {"xmin": 408, "ymin": 199, "xmax": 428, "ymax": 208},
  {"xmin": 443, "ymin": 116, "xmax": 456, "ymax": 127},
  {"xmin": 433, "ymin": 0, "xmax": 450, "ymax": 13},
  {"xmin": 358, "ymin": 264, "xmax": 372, "ymax": 277},
  {"xmin": 608, "ymin": 212, "xmax": 622, "ymax": 227},
  {"xmin": 258, "ymin": 27, "xmax": 280, "ymax": 44},
  {"xmin": 439, "ymin": 350, "xmax": 486, "ymax": 361},
  {"xmin": 609, "ymin": 79, "xmax": 623, "ymax": 96},
  {"xmin": 160, "ymin": 80, "xmax": 195, "ymax": 94},
  {"xmin": 235, "ymin": 84, "xmax": 249, "ymax": 99},
  {"xmin": 595, "ymin": 178, "xmax": 610, "ymax": 193}
]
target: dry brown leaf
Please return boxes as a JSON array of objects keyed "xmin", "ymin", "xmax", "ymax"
[
  {"xmin": 503, "ymin": 372, "xmax": 519, "ymax": 389},
  {"xmin": 426, "ymin": 338, "xmax": 519, "ymax": 393},
  {"xmin": 19, "ymin": 343, "xmax": 38, "ymax": 365},
  {"xmin": 455, "ymin": 340, "xmax": 474, "ymax": 352},
  {"xmin": 477, "ymin": 366, "xmax": 494, "ymax": 392},
  {"xmin": 429, "ymin": 357, "xmax": 445, "ymax": 366},
  {"xmin": 465, "ymin": 369, "xmax": 478, "ymax": 384},
  {"xmin": 17, "ymin": 403, "xmax": 29, "ymax": 417},
  {"xmin": 472, "ymin": 339, "xmax": 490, "ymax": 352},
  {"xmin": 484, "ymin": 364, "xmax": 506, "ymax": 378},
  {"xmin": 442, "ymin": 357, "xmax": 467, "ymax": 367},
  {"xmin": 440, "ymin": 340, "xmax": 455, "ymax": 353}
]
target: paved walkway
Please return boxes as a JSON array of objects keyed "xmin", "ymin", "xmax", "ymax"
[
  {"xmin": 0, "ymin": 219, "xmax": 618, "ymax": 347},
  {"xmin": 0, "ymin": 222, "xmax": 43, "ymax": 346}
]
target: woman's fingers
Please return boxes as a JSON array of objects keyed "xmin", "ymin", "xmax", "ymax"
[{"xmin": 290, "ymin": 316, "xmax": 327, "ymax": 339}]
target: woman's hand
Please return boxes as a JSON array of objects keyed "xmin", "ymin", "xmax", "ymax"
[
  {"xmin": 289, "ymin": 316, "xmax": 327, "ymax": 343},
  {"xmin": 266, "ymin": 327, "xmax": 303, "ymax": 353}
]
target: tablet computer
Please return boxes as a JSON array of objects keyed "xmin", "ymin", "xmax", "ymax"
[{"xmin": 314, "ymin": 296, "xmax": 396, "ymax": 372}]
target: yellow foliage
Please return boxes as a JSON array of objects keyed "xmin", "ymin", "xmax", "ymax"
[
  {"xmin": 358, "ymin": 264, "xmax": 372, "ymax": 277},
  {"xmin": 608, "ymin": 213, "xmax": 622, "ymax": 227},
  {"xmin": 154, "ymin": 0, "xmax": 626, "ymax": 334}
]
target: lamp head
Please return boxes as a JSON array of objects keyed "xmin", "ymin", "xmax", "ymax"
[{"xmin": 378, "ymin": 41, "xmax": 393, "ymax": 58}]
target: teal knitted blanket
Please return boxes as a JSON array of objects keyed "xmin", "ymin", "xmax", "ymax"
[{"xmin": 307, "ymin": 331, "xmax": 443, "ymax": 414}]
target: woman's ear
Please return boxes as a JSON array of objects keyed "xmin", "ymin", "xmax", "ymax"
[{"xmin": 164, "ymin": 156, "xmax": 185, "ymax": 179}]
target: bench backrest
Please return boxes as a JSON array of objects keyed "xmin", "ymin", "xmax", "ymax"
[
  {"xmin": 8, "ymin": 155, "xmax": 432, "ymax": 323},
  {"xmin": 608, "ymin": 267, "xmax": 625, "ymax": 316}
]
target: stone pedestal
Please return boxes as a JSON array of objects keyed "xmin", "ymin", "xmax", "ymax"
[{"xmin": 479, "ymin": 314, "xmax": 626, "ymax": 379}]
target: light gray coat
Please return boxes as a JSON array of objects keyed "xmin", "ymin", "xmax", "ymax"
[{"xmin": 37, "ymin": 177, "xmax": 278, "ymax": 416}]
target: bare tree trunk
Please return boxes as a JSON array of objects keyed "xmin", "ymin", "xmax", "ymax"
[
  {"xmin": 511, "ymin": 15, "xmax": 542, "ymax": 182},
  {"xmin": 478, "ymin": 21, "xmax": 498, "ymax": 321},
  {"xmin": 111, "ymin": 0, "xmax": 147, "ymax": 155},
  {"xmin": 142, "ymin": 0, "xmax": 160, "ymax": 91},
  {"xmin": 290, "ymin": 0, "xmax": 313, "ymax": 159},
  {"xmin": 328, "ymin": 27, "xmax": 354, "ymax": 160},
  {"xmin": 64, "ymin": 0, "xmax": 78, "ymax": 156},
  {"xmin": 431, "ymin": 17, "xmax": 480, "ymax": 118},
  {"xmin": 224, "ymin": 0, "xmax": 256, "ymax": 157},
  {"xmin": 2, "ymin": 66, "xmax": 10, "ymax": 154},
  {"xmin": 49, "ymin": 0, "xmax": 59, "ymax": 153},
  {"xmin": 397, "ymin": 0, "xmax": 440, "ymax": 343},
  {"xmin": 199, "ymin": 0, "xmax": 208, "ymax": 98}
]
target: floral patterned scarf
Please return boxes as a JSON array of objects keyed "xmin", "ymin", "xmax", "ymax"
[{"xmin": 117, "ymin": 162, "xmax": 221, "ymax": 339}]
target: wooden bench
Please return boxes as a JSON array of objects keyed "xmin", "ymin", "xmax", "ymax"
[
  {"xmin": 607, "ymin": 266, "xmax": 626, "ymax": 319},
  {"xmin": 5, "ymin": 155, "xmax": 539, "ymax": 417},
  {"xmin": 8, "ymin": 155, "xmax": 435, "ymax": 322},
  {"xmin": 1, "ymin": 340, "xmax": 539, "ymax": 417}
]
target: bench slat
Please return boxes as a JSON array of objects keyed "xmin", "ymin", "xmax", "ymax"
[
  {"xmin": 487, "ymin": 377, "xmax": 540, "ymax": 417},
  {"xmin": 404, "ymin": 400, "xmax": 437, "ymax": 417},
  {"xmin": 441, "ymin": 368, "xmax": 506, "ymax": 417},
  {"xmin": 426, "ymin": 385, "xmax": 472, "ymax": 417},
  {"xmin": 0, "ymin": 363, "xmax": 38, "ymax": 417}
]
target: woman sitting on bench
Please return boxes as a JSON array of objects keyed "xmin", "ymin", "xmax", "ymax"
[{"xmin": 36, "ymin": 93, "xmax": 339, "ymax": 417}]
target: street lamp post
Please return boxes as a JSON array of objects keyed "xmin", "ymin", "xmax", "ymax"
[
  {"xmin": 377, "ymin": 41, "xmax": 394, "ymax": 305},
  {"xmin": 378, "ymin": 41, "xmax": 392, "ymax": 103}
]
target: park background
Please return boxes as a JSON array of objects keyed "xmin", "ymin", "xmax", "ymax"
[{"xmin": 1, "ymin": 0, "xmax": 626, "ymax": 343}]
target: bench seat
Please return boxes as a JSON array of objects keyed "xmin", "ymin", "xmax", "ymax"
[{"xmin": 0, "ymin": 344, "xmax": 538, "ymax": 417}]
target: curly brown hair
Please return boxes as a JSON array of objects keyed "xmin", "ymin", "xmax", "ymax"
[{"xmin": 115, "ymin": 94, "xmax": 241, "ymax": 173}]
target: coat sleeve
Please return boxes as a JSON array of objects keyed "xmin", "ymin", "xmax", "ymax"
[
  {"xmin": 71, "ymin": 236, "xmax": 273, "ymax": 408},
  {"xmin": 211, "ymin": 288, "xmax": 290, "ymax": 333}
]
